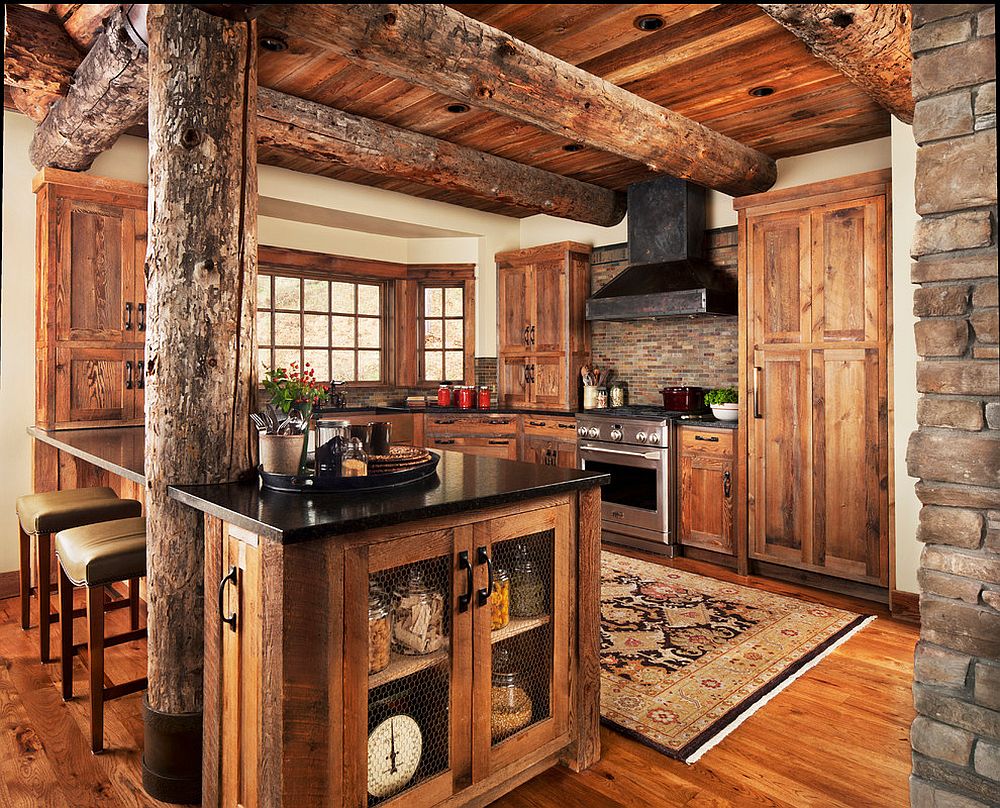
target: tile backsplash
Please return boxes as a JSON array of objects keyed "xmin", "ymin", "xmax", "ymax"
[{"xmin": 590, "ymin": 227, "xmax": 739, "ymax": 405}]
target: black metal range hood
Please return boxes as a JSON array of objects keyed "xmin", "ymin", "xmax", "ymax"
[{"xmin": 585, "ymin": 176, "xmax": 737, "ymax": 321}]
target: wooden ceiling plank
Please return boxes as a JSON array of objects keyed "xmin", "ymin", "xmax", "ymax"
[
  {"xmin": 757, "ymin": 4, "xmax": 914, "ymax": 123},
  {"xmin": 258, "ymin": 88, "xmax": 626, "ymax": 225},
  {"xmin": 264, "ymin": 3, "xmax": 777, "ymax": 195}
]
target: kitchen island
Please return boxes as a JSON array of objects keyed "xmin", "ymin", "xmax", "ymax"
[{"xmin": 170, "ymin": 452, "xmax": 607, "ymax": 808}]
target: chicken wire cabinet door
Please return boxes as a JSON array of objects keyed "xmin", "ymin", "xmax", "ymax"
[
  {"xmin": 471, "ymin": 504, "xmax": 571, "ymax": 781},
  {"xmin": 344, "ymin": 527, "xmax": 474, "ymax": 808}
]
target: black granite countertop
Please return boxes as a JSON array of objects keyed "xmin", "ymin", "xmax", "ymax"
[
  {"xmin": 169, "ymin": 450, "xmax": 608, "ymax": 543},
  {"xmin": 28, "ymin": 425, "xmax": 146, "ymax": 484},
  {"xmin": 672, "ymin": 417, "xmax": 739, "ymax": 430},
  {"xmin": 418, "ymin": 406, "xmax": 578, "ymax": 418}
]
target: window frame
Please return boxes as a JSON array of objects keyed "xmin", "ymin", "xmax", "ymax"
[
  {"xmin": 257, "ymin": 267, "xmax": 390, "ymax": 388},
  {"xmin": 416, "ymin": 279, "xmax": 475, "ymax": 387}
]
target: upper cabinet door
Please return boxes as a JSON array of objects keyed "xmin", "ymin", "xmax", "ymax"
[
  {"xmin": 810, "ymin": 196, "xmax": 885, "ymax": 345},
  {"xmin": 750, "ymin": 211, "xmax": 811, "ymax": 347},
  {"xmin": 56, "ymin": 198, "xmax": 135, "ymax": 343},
  {"xmin": 497, "ymin": 265, "xmax": 533, "ymax": 354},
  {"xmin": 530, "ymin": 260, "xmax": 566, "ymax": 353},
  {"xmin": 132, "ymin": 208, "xmax": 149, "ymax": 340}
]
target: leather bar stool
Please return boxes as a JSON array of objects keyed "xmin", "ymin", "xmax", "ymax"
[
  {"xmin": 56, "ymin": 516, "xmax": 147, "ymax": 754},
  {"xmin": 16, "ymin": 487, "xmax": 143, "ymax": 663}
]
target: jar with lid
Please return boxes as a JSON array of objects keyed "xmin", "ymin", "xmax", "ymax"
[
  {"xmin": 437, "ymin": 384, "xmax": 453, "ymax": 407},
  {"xmin": 490, "ymin": 646, "xmax": 533, "ymax": 742},
  {"xmin": 457, "ymin": 386, "xmax": 474, "ymax": 410},
  {"xmin": 477, "ymin": 386, "xmax": 491, "ymax": 410},
  {"xmin": 489, "ymin": 565, "xmax": 510, "ymax": 630},
  {"xmin": 392, "ymin": 568, "xmax": 446, "ymax": 655},
  {"xmin": 368, "ymin": 584, "xmax": 392, "ymax": 674},
  {"xmin": 341, "ymin": 437, "xmax": 368, "ymax": 477},
  {"xmin": 609, "ymin": 381, "xmax": 627, "ymax": 408},
  {"xmin": 510, "ymin": 543, "xmax": 546, "ymax": 618}
]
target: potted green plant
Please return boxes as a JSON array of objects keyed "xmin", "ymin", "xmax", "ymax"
[
  {"xmin": 705, "ymin": 387, "xmax": 738, "ymax": 422},
  {"xmin": 258, "ymin": 363, "xmax": 331, "ymax": 474}
]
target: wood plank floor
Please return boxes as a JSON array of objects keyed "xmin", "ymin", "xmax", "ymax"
[{"xmin": 0, "ymin": 551, "xmax": 917, "ymax": 807}]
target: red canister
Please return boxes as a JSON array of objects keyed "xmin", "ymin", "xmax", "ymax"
[
  {"xmin": 477, "ymin": 386, "xmax": 491, "ymax": 410},
  {"xmin": 457, "ymin": 386, "xmax": 474, "ymax": 410},
  {"xmin": 437, "ymin": 384, "xmax": 453, "ymax": 407}
]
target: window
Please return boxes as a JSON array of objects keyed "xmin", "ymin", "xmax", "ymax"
[
  {"xmin": 420, "ymin": 284, "xmax": 468, "ymax": 383},
  {"xmin": 257, "ymin": 272, "xmax": 385, "ymax": 384}
]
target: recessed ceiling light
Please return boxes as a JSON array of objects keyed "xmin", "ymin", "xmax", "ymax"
[
  {"xmin": 260, "ymin": 35, "xmax": 287, "ymax": 53},
  {"xmin": 562, "ymin": 143, "xmax": 584, "ymax": 153},
  {"xmin": 633, "ymin": 14, "xmax": 665, "ymax": 32},
  {"xmin": 749, "ymin": 86, "xmax": 775, "ymax": 98},
  {"xmin": 446, "ymin": 103, "xmax": 470, "ymax": 114}
]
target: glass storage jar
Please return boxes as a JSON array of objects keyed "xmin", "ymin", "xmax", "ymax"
[
  {"xmin": 341, "ymin": 437, "xmax": 368, "ymax": 477},
  {"xmin": 510, "ymin": 543, "xmax": 545, "ymax": 618},
  {"xmin": 437, "ymin": 384, "xmax": 453, "ymax": 407},
  {"xmin": 368, "ymin": 584, "xmax": 392, "ymax": 674},
  {"xmin": 392, "ymin": 569, "xmax": 446, "ymax": 655},
  {"xmin": 489, "ymin": 565, "xmax": 510, "ymax": 630},
  {"xmin": 490, "ymin": 646, "xmax": 533, "ymax": 742}
]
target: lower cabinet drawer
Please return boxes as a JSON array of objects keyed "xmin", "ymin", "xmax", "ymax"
[
  {"xmin": 680, "ymin": 427, "xmax": 734, "ymax": 457},
  {"xmin": 522, "ymin": 416, "xmax": 578, "ymax": 440},
  {"xmin": 424, "ymin": 414, "xmax": 518, "ymax": 437},
  {"xmin": 428, "ymin": 435, "xmax": 519, "ymax": 460}
]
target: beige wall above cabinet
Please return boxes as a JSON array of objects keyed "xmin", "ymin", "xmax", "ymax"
[
  {"xmin": 35, "ymin": 169, "xmax": 148, "ymax": 430},
  {"xmin": 495, "ymin": 242, "xmax": 591, "ymax": 411},
  {"xmin": 736, "ymin": 169, "xmax": 891, "ymax": 591}
]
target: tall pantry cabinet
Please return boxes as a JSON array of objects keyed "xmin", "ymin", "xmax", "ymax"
[
  {"xmin": 35, "ymin": 169, "xmax": 148, "ymax": 429},
  {"xmin": 735, "ymin": 170, "xmax": 891, "ymax": 590}
]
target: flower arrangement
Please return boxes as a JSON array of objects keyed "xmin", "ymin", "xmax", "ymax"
[{"xmin": 262, "ymin": 363, "xmax": 331, "ymax": 414}]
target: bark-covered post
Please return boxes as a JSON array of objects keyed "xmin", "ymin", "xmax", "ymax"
[{"xmin": 144, "ymin": 5, "xmax": 257, "ymax": 802}]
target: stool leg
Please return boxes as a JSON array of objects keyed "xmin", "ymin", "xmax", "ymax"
[
  {"xmin": 87, "ymin": 585, "xmax": 105, "ymax": 754},
  {"xmin": 18, "ymin": 525, "xmax": 31, "ymax": 630},
  {"xmin": 37, "ymin": 533, "xmax": 53, "ymax": 663},
  {"xmin": 59, "ymin": 566, "xmax": 75, "ymax": 701},
  {"xmin": 129, "ymin": 578, "xmax": 140, "ymax": 631}
]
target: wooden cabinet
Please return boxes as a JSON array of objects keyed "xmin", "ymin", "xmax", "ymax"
[
  {"xmin": 496, "ymin": 242, "xmax": 591, "ymax": 411},
  {"xmin": 522, "ymin": 417, "xmax": 578, "ymax": 469},
  {"xmin": 424, "ymin": 414, "xmax": 519, "ymax": 460},
  {"xmin": 737, "ymin": 170, "xmax": 890, "ymax": 588},
  {"xmin": 208, "ymin": 493, "xmax": 590, "ymax": 808},
  {"xmin": 427, "ymin": 435, "xmax": 519, "ymax": 461},
  {"xmin": 678, "ymin": 427, "xmax": 735, "ymax": 555},
  {"xmin": 35, "ymin": 169, "xmax": 147, "ymax": 429}
]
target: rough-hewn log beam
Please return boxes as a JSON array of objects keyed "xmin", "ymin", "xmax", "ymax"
[
  {"xmin": 54, "ymin": 3, "xmax": 122, "ymax": 48},
  {"xmin": 4, "ymin": 4, "xmax": 82, "ymax": 95},
  {"xmin": 144, "ymin": 3, "xmax": 257, "ymax": 802},
  {"xmin": 258, "ymin": 88, "xmax": 626, "ymax": 226},
  {"xmin": 28, "ymin": 7, "xmax": 147, "ymax": 170},
  {"xmin": 758, "ymin": 4, "xmax": 914, "ymax": 123},
  {"xmin": 264, "ymin": 3, "xmax": 777, "ymax": 196}
]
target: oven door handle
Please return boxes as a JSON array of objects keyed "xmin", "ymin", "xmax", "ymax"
[{"xmin": 581, "ymin": 446, "xmax": 663, "ymax": 460}]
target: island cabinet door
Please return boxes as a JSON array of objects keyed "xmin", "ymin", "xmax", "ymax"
[
  {"xmin": 343, "ymin": 526, "xmax": 475, "ymax": 808},
  {"xmin": 470, "ymin": 504, "xmax": 571, "ymax": 783}
]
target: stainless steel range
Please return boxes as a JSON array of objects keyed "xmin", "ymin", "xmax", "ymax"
[{"xmin": 576, "ymin": 406, "xmax": 682, "ymax": 556}]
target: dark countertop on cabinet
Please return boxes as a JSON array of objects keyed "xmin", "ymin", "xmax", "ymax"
[
  {"xmin": 169, "ymin": 450, "xmax": 608, "ymax": 543},
  {"xmin": 28, "ymin": 425, "xmax": 146, "ymax": 484},
  {"xmin": 673, "ymin": 418, "xmax": 739, "ymax": 430}
]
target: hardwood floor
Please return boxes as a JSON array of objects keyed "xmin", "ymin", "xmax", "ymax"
[{"xmin": 0, "ymin": 551, "xmax": 917, "ymax": 808}]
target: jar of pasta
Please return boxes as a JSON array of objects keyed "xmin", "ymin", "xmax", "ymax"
[
  {"xmin": 368, "ymin": 584, "xmax": 391, "ymax": 674},
  {"xmin": 490, "ymin": 565, "xmax": 510, "ymax": 630}
]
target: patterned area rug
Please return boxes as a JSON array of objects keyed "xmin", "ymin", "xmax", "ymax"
[{"xmin": 600, "ymin": 551, "xmax": 874, "ymax": 763}]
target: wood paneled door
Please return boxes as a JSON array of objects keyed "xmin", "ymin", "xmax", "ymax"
[
  {"xmin": 737, "ymin": 169, "xmax": 891, "ymax": 589},
  {"xmin": 679, "ymin": 427, "xmax": 736, "ymax": 556}
]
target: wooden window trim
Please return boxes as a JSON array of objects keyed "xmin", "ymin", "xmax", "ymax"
[{"xmin": 416, "ymin": 279, "xmax": 476, "ymax": 386}]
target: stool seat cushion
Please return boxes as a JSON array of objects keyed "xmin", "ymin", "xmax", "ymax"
[
  {"xmin": 16, "ymin": 487, "xmax": 141, "ymax": 535},
  {"xmin": 56, "ymin": 517, "xmax": 146, "ymax": 587}
]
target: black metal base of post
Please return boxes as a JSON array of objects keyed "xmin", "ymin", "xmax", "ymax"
[{"xmin": 141, "ymin": 698, "xmax": 203, "ymax": 805}]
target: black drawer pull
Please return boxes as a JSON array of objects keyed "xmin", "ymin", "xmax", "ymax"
[
  {"xmin": 218, "ymin": 566, "xmax": 238, "ymax": 632},
  {"xmin": 487, "ymin": 419, "xmax": 510, "ymax": 425},
  {"xmin": 528, "ymin": 420, "xmax": 546, "ymax": 427},
  {"xmin": 124, "ymin": 302, "xmax": 133, "ymax": 330},
  {"xmin": 136, "ymin": 360, "xmax": 145, "ymax": 390},
  {"xmin": 694, "ymin": 435, "xmax": 720, "ymax": 442},
  {"xmin": 124, "ymin": 360, "xmax": 133, "ymax": 390},
  {"xmin": 476, "ymin": 546, "xmax": 493, "ymax": 607},
  {"xmin": 434, "ymin": 419, "xmax": 456, "ymax": 424},
  {"xmin": 723, "ymin": 470, "xmax": 732, "ymax": 498},
  {"xmin": 488, "ymin": 440, "xmax": 509, "ymax": 445},
  {"xmin": 435, "ymin": 439, "xmax": 455, "ymax": 445},
  {"xmin": 457, "ymin": 551, "xmax": 473, "ymax": 613},
  {"xmin": 557, "ymin": 422, "xmax": 575, "ymax": 429},
  {"xmin": 137, "ymin": 303, "xmax": 146, "ymax": 331}
]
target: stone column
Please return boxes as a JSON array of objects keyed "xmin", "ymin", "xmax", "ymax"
[{"xmin": 906, "ymin": 4, "xmax": 1000, "ymax": 806}]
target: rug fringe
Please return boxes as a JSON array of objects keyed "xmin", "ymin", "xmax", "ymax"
[{"xmin": 683, "ymin": 615, "xmax": 877, "ymax": 764}]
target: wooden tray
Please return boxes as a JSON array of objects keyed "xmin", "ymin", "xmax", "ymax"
[{"xmin": 259, "ymin": 451, "xmax": 440, "ymax": 493}]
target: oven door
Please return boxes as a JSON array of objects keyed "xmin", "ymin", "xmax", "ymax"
[{"xmin": 578, "ymin": 442, "xmax": 669, "ymax": 536}]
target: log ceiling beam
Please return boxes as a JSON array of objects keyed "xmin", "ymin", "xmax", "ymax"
[
  {"xmin": 257, "ymin": 89, "xmax": 626, "ymax": 226},
  {"xmin": 758, "ymin": 4, "xmax": 914, "ymax": 123},
  {"xmin": 8, "ymin": 6, "xmax": 626, "ymax": 224},
  {"xmin": 27, "ymin": 6, "xmax": 148, "ymax": 170},
  {"xmin": 264, "ymin": 4, "xmax": 777, "ymax": 196}
]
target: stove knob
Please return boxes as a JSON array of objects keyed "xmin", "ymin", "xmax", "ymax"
[
  {"xmin": 647, "ymin": 432, "xmax": 660, "ymax": 445},
  {"xmin": 587, "ymin": 427, "xmax": 600, "ymax": 439},
  {"xmin": 610, "ymin": 428, "xmax": 623, "ymax": 442},
  {"xmin": 577, "ymin": 426, "xmax": 588, "ymax": 437},
  {"xmin": 635, "ymin": 431, "xmax": 647, "ymax": 444}
]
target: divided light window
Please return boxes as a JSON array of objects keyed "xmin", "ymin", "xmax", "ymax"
[
  {"xmin": 257, "ymin": 272, "xmax": 385, "ymax": 384},
  {"xmin": 421, "ymin": 285, "xmax": 466, "ymax": 383}
]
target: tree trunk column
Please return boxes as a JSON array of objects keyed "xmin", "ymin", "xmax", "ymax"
[{"xmin": 144, "ymin": 5, "xmax": 257, "ymax": 803}]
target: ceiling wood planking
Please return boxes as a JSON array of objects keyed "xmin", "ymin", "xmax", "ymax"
[{"xmin": 261, "ymin": 4, "xmax": 777, "ymax": 196}]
